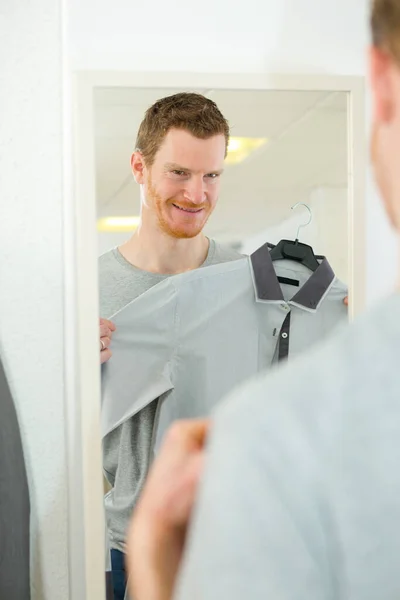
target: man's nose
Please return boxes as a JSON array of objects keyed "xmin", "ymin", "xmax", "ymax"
[{"xmin": 183, "ymin": 176, "xmax": 206, "ymax": 204}]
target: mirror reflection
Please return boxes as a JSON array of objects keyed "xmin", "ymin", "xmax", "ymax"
[{"xmin": 95, "ymin": 87, "xmax": 349, "ymax": 599}]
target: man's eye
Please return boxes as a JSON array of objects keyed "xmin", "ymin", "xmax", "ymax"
[
  {"xmin": 206, "ymin": 173, "xmax": 220, "ymax": 179},
  {"xmin": 172, "ymin": 170, "xmax": 187, "ymax": 176}
]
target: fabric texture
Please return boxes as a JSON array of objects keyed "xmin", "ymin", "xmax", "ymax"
[{"xmin": 175, "ymin": 292, "xmax": 400, "ymax": 600}]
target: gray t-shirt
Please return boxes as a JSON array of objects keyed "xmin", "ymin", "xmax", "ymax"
[
  {"xmin": 99, "ymin": 238, "xmax": 242, "ymax": 552},
  {"xmin": 175, "ymin": 292, "xmax": 400, "ymax": 600}
]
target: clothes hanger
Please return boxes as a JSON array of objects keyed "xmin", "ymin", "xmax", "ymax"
[{"xmin": 269, "ymin": 202, "xmax": 320, "ymax": 272}]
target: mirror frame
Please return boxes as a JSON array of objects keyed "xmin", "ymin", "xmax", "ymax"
[{"xmin": 65, "ymin": 71, "xmax": 365, "ymax": 599}]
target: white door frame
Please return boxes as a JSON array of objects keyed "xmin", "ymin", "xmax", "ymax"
[{"xmin": 66, "ymin": 71, "xmax": 366, "ymax": 600}]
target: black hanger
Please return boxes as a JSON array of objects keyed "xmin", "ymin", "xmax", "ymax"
[
  {"xmin": 269, "ymin": 238, "xmax": 320, "ymax": 272},
  {"xmin": 269, "ymin": 203, "xmax": 320, "ymax": 272}
]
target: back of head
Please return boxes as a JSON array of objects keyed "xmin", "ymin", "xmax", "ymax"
[
  {"xmin": 135, "ymin": 92, "xmax": 230, "ymax": 167},
  {"xmin": 371, "ymin": 0, "xmax": 400, "ymax": 61}
]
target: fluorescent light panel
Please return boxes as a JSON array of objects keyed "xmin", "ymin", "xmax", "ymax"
[
  {"xmin": 226, "ymin": 136, "xmax": 267, "ymax": 165},
  {"xmin": 97, "ymin": 216, "xmax": 140, "ymax": 232}
]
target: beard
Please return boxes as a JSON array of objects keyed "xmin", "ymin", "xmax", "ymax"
[{"xmin": 146, "ymin": 175, "xmax": 212, "ymax": 239}]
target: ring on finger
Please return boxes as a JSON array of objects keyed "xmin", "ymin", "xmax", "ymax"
[{"xmin": 100, "ymin": 339, "xmax": 106, "ymax": 352}]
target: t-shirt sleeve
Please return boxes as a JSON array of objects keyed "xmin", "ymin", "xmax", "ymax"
[
  {"xmin": 174, "ymin": 369, "xmax": 333, "ymax": 600},
  {"xmin": 101, "ymin": 279, "xmax": 178, "ymax": 437}
]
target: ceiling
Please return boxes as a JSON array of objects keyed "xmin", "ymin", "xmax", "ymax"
[{"xmin": 94, "ymin": 87, "xmax": 348, "ymax": 245}]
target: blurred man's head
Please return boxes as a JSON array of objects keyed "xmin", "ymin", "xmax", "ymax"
[
  {"xmin": 370, "ymin": 0, "xmax": 400, "ymax": 231},
  {"xmin": 131, "ymin": 93, "xmax": 230, "ymax": 239}
]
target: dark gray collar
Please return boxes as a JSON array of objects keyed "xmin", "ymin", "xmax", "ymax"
[{"xmin": 250, "ymin": 242, "xmax": 335, "ymax": 311}]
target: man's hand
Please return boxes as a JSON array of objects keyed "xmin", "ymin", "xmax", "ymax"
[
  {"xmin": 127, "ymin": 419, "xmax": 210, "ymax": 600},
  {"xmin": 344, "ymin": 296, "xmax": 349, "ymax": 307},
  {"xmin": 100, "ymin": 318, "xmax": 116, "ymax": 364}
]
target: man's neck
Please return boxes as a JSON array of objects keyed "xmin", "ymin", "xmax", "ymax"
[{"xmin": 118, "ymin": 226, "xmax": 210, "ymax": 275}]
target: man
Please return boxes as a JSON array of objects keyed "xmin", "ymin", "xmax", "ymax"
[
  {"xmin": 99, "ymin": 92, "xmax": 242, "ymax": 599},
  {"xmin": 127, "ymin": 1, "xmax": 400, "ymax": 599},
  {"xmin": 101, "ymin": 91, "xmax": 349, "ymax": 598}
]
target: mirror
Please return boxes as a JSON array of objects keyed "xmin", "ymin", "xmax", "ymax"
[{"xmin": 71, "ymin": 74, "xmax": 365, "ymax": 600}]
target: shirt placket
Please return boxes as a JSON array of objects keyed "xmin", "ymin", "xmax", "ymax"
[{"xmin": 278, "ymin": 311, "xmax": 291, "ymax": 362}]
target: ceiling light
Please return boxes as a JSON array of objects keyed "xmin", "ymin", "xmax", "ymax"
[
  {"xmin": 227, "ymin": 138, "xmax": 242, "ymax": 152},
  {"xmin": 97, "ymin": 216, "xmax": 140, "ymax": 232},
  {"xmin": 226, "ymin": 137, "xmax": 268, "ymax": 166}
]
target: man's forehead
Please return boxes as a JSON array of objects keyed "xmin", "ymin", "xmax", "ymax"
[{"xmin": 156, "ymin": 131, "xmax": 226, "ymax": 171}]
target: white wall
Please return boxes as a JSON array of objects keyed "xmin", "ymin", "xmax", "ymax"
[
  {"xmin": 69, "ymin": 0, "xmax": 398, "ymax": 306},
  {"xmin": 69, "ymin": 0, "xmax": 366, "ymax": 74},
  {"xmin": 0, "ymin": 2, "xmax": 69, "ymax": 600}
]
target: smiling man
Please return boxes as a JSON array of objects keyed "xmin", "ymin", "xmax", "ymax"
[{"xmin": 98, "ymin": 93, "xmax": 242, "ymax": 600}]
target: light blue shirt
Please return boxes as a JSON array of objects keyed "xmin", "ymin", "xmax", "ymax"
[{"xmin": 101, "ymin": 243, "xmax": 347, "ymax": 452}]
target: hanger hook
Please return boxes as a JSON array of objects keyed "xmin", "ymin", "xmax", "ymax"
[{"xmin": 291, "ymin": 202, "xmax": 312, "ymax": 240}]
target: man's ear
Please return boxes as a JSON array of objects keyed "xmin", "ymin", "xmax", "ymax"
[
  {"xmin": 369, "ymin": 45, "xmax": 395, "ymax": 124},
  {"xmin": 131, "ymin": 152, "xmax": 146, "ymax": 184}
]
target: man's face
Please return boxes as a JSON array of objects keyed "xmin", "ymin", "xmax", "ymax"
[
  {"xmin": 132, "ymin": 129, "xmax": 226, "ymax": 239},
  {"xmin": 369, "ymin": 45, "xmax": 400, "ymax": 231}
]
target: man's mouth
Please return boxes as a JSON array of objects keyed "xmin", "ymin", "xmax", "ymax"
[{"xmin": 172, "ymin": 203, "xmax": 203, "ymax": 214}]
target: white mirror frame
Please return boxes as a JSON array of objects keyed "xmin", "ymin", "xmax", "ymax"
[{"xmin": 65, "ymin": 71, "xmax": 366, "ymax": 600}]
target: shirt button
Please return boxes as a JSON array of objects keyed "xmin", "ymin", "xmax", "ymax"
[
  {"xmin": 280, "ymin": 304, "xmax": 289, "ymax": 311},
  {"xmin": 281, "ymin": 332, "xmax": 288, "ymax": 339}
]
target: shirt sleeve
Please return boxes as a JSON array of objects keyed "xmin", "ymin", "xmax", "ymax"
[
  {"xmin": 174, "ymin": 369, "xmax": 334, "ymax": 600},
  {"xmin": 101, "ymin": 279, "xmax": 178, "ymax": 437}
]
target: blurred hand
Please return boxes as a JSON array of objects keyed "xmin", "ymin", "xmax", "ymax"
[
  {"xmin": 344, "ymin": 296, "xmax": 349, "ymax": 307},
  {"xmin": 127, "ymin": 419, "xmax": 210, "ymax": 600},
  {"xmin": 100, "ymin": 318, "xmax": 116, "ymax": 364}
]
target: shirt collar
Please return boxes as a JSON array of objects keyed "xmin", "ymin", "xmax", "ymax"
[{"xmin": 250, "ymin": 241, "xmax": 336, "ymax": 311}]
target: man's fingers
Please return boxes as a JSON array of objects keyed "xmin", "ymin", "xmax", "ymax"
[
  {"xmin": 100, "ymin": 323, "xmax": 112, "ymax": 338},
  {"xmin": 100, "ymin": 349, "xmax": 112, "ymax": 365},
  {"xmin": 164, "ymin": 451, "xmax": 206, "ymax": 526},
  {"xmin": 100, "ymin": 318, "xmax": 116, "ymax": 332},
  {"xmin": 165, "ymin": 419, "xmax": 210, "ymax": 451},
  {"xmin": 99, "ymin": 318, "xmax": 114, "ymax": 364},
  {"xmin": 100, "ymin": 336, "xmax": 111, "ymax": 350},
  {"xmin": 100, "ymin": 324, "xmax": 110, "ymax": 338}
]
